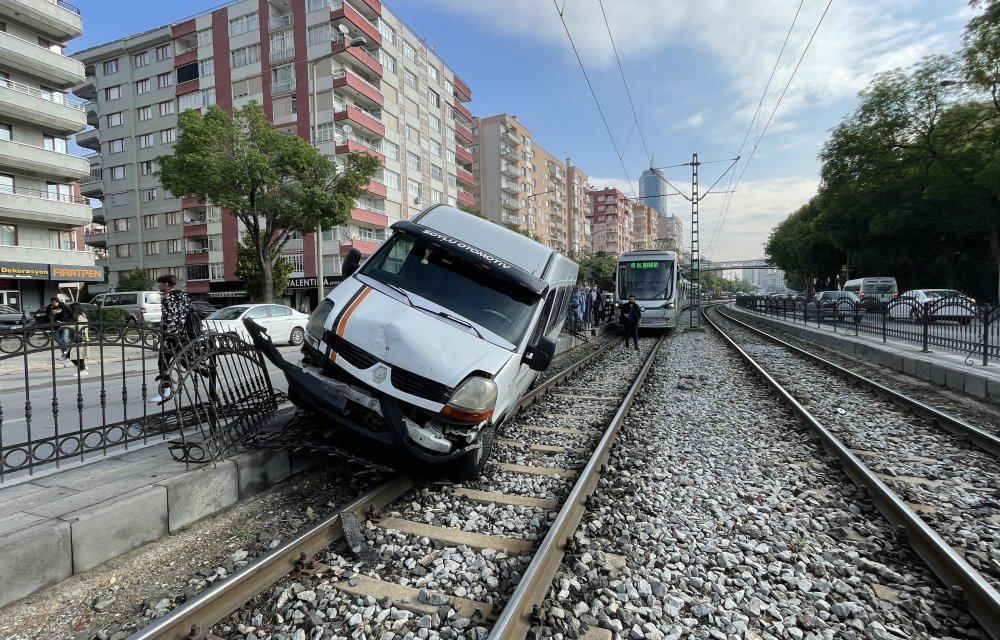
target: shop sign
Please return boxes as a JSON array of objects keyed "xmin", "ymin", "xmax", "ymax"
[
  {"xmin": 0, "ymin": 262, "xmax": 50, "ymax": 280},
  {"xmin": 285, "ymin": 276, "xmax": 342, "ymax": 289},
  {"xmin": 0, "ymin": 261, "xmax": 106, "ymax": 282},
  {"xmin": 50, "ymin": 264, "xmax": 105, "ymax": 283}
]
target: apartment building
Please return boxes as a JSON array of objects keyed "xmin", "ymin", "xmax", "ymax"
[
  {"xmin": 73, "ymin": 0, "xmax": 473, "ymax": 309},
  {"xmin": 0, "ymin": 0, "xmax": 99, "ymax": 311},
  {"xmin": 630, "ymin": 201, "xmax": 655, "ymax": 250},
  {"xmin": 588, "ymin": 187, "xmax": 634, "ymax": 255},
  {"xmin": 471, "ymin": 114, "xmax": 591, "ymax": 254},
  {"xmin": 656, "ymin": 214, "xmax": 684, "ymax": 257}
]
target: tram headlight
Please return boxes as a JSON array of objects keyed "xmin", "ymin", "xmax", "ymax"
[{"xmin": 442, "ymin": 377, "xmax": 497, "ymax": 423}]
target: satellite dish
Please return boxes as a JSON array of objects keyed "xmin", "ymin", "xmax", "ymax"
[{"xmin": 338, "ymin": 23, "xmax": 350, "ymax": 36}]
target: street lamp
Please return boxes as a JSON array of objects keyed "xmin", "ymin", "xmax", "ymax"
[{"xmin": 311, "ymin": 25, "xmax": 368, "ymax": 305}]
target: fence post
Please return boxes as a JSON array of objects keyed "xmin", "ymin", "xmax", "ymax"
[
  {"xmin": 922, "ymin": 312, "xmax": 930, "ymax": 353},
  {"xmin": 984, "ymin": 305, "xmax": 991, "ymax": 367},
  {"xmin": 881, "ymin": 306, "xmax": 887, "ymax": 343}
]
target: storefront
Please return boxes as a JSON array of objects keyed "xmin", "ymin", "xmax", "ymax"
[
  {"xmin": 0, "ymin": 261, "xmax": 105, "ymax": 312},
  {"xmin": 285, "ymin": 276, "xmax": 342, "ymax": 314}
]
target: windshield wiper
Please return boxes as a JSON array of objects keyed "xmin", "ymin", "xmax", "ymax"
[
  {"xmin": 367, "ymin": 276, "xmax": 413, "ymax": 308},
  {"xmin": 426, "ymin": 308, "xmax": 483, "ymax": 339}
]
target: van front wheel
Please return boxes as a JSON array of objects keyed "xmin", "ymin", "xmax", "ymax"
[{"xmin": 444, "ymin": 424, "xmax": 495, "ymax": 482}]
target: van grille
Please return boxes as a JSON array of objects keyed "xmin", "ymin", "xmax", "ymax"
[{"xmin": 327, "ymin": 335, "xmax": 452, "ymax": 404}]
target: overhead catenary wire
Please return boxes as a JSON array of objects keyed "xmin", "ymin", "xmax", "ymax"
[
  {"xmin": 553, "ymin": 0, "xmax": 638, "ymax": 198},
  {"xmin": 707, "ymin": 0, "xmax": 832, "ymax": 256}
]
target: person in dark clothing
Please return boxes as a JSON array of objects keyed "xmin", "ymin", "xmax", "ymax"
[
  {"xmin": 41, "ymin": 297, "xmax": 73, "ymax": 358},
  {"xmin": 620, "ymin": 294, "xmax": 641, "ymax": 350},
  {"xmin": 150, "ymin": 274, "xmax": 192, "ymax": 404}
]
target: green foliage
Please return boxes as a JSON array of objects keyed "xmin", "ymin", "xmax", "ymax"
[
  {"xmin": 572, "ymin": 252, "xmax": 616, "ymax": 291},
  {"xmin": 502, "ymin": 222, "xmax": 543, "ymax": 244},
  {"xmin": 458, "ymin": 202, "xmax": 485, "ymax": 218},
  {"xmin": 116, "ymin": 268, "xmax": 155, "ymax": 292},
  {"xmin": 87, "ymin": 307, "xmax": 131, "ymax": 325},
  {"xmin": 235, "ymin": 235, "xmax": 293, "ymax": 302},
  {"xmin": 157, "ymin": 102, "xmax": 380, "ymax": 303}
]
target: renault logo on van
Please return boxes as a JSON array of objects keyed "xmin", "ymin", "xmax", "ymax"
[{"xmin": 372, "ymin": 365, "xmax": 388, "ymax": 384}]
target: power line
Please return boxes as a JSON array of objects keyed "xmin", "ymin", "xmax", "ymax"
[
  {"xmin": 709, "ymin": 0, "xmax": 832, "ymax": 256},
  {"xmin": 597, "ymin": 0, "xmax": 652, "ymax": 166},
  {"xmin": 553, "ymin": 0, "xmax": 638, "ymax": 198}
]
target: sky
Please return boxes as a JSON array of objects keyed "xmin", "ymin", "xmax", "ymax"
[{"xmin": 68, "ymin": 0, "xmax": 975, "ymax": 261}]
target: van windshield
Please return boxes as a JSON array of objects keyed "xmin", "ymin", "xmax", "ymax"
[{"xmin": 360, "ymin": 233, "xmax": 539, "ymax": 345}]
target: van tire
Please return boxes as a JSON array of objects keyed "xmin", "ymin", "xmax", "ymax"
[{"xmin": 444, "ymin": 424, "xmax": 495, "ymax": 482}]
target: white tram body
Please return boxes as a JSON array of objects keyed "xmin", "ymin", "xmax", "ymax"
[{"xmin": 615, "ymin": 250, "xmax": 689, "ymax": 329}]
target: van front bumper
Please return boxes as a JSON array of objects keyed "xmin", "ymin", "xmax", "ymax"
[{"xmin": 244, "ymin": 319, "xmax": 473, "ymax": 464}]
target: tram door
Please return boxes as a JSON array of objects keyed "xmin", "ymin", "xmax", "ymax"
[{"xmin": 0, "ymin": 290, "xmax": 20, "ymax": 310}]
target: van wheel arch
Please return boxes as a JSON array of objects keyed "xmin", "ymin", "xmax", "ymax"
[{"xmin": 443, "ymin": 424, "xmax": 496, "ymax": 481}]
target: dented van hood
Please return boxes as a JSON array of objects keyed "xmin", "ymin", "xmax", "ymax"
[{"xmin": 334, "ymin": 285, "xmax": 514, "ymax": 388}]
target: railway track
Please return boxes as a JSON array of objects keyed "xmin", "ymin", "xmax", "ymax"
[
  {"xmin": 126, "ymin": 330, "xmax": 662, "ymax": 640},
  {"xmin": 705, "ymin": 304, "xmax": 1000, "ymax": 639}
]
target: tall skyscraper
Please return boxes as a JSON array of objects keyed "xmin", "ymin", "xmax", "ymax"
[{"xmin": 639, "ymin": 164, "xmax": 669, "ymax": 216}]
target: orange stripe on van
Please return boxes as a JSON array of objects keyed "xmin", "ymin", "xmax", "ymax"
[{"xmin": 336, "ymin": 286, "xmax": 372, "ymax": 338}]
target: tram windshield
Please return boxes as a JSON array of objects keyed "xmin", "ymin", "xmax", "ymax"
[{"xmin": 618, "ymin": 259, "xmax": 675, "ymax": 301}]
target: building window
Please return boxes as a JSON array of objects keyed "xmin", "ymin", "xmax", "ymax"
[
  {"xmin": 406, "ymin": 151, "xmax": 420, "ymax": 171},
  {"xmin": 165, "ymin": 211, "xmax": 180, "ymax": 226},
  {"xmin": 229, "ymin": 12, "xmax": 259, "ymax": 37},
  {"xmin": 315, "ymin": 122, "xmax": 336, "ymax": 143},
  {"xmin": 231, "ymin": 75, "xmax": 263, "ymax": 98},
  {"xmin": 159, "ymin": 100, "xmax": 175, "ymax": 116},
  {"xmin": 160, "ymin": 128, "xmax": 176, "ymax": 144},
  {"xmin": 381, "ymin": 139, "xmax": 399, "ymax": 161},
  {"xmin": 428, "ymin": 88, "xmax": 440, "ymax": 107},
  {"xmin": 406, "ymin": 125, "xmax": 419, "ymax": 144},
  {"xmin": 110, "ymin": 165, "xmax": 126, "ymax": 180},
  {"xmin": 141, "ymin": 188, "xmax": 157, "ymax": 202},
  {"xmin": 0, "ymin": 173, "xmax": 12, "ymax": 194},
  {"xmin": 187, "ymin": 264, "xmax": 209, "ymax": 280},
  {"xmin": 432, "ymin": 188, "xmax": 444, "ymax": 204},
  {"xmin": 157, "ymin": 72, "xmax": 173, "ymax": 88},
  {"xmin": 0, "ymin": 223, "xmax": 13, "ymax": 245},
  {"xmin": 407, "ymin": 178, "xmax": 421, "ymax": 200},
  {"xmin": 430, "ymin": 164, "xmax": 443, "ymax": 181},
  {"xmin": 230, "ymin": 44, "xmax": 261, "ymax": 68},
  {"xmin": 137, "ymin": 105, "xmax": 152, "ymax": 121},
  {"xmin": 103, "ymin": 59, "xmax": 119, "ymax": 75},
  {"xmin": 110, "ymin": 192, "xmax": 129, "ymax": 207},
  {"xmin": 144, "ymin": 241, "xmax": 159, "ymax": 255},
  {"xmin": 381, "ymin": 168, "xmax": 400, "ymax": 190},
  {"xmin": 403, "ymin": 41, "xmax": 416, "ymax": 62},
  {"xmin": 143, "ymin": 214, "xmax": 158, "ymax": 229},
  {"xmin": 307, "ymin": 0, "xmax": 333, "ymax": 10},
  {"xmin": 206, "ymin": 205, "xmax": 221, "ymax": 222},
  {"xmin": 104, "ymin": 85, "xmax": 121, "ymax": 101},
  {"xmin": 429, "ymin": 140, "xmax": 441, "ymax": 156},
  {"xmin": 208, "ymin": 234, "xmax": 222, "ymax": 251},
  {"xmin": 107, "ymin": 138, "xmax": 125, "ymax": 153},
  {"xmin": 155, "ymin": 44, "xmax": 172, "ymax": 61},
  {"xmin": 43, "ymin": 135, "xmax": 67, "ymax": 153},
  {"xmin": 427, "ymin": 64, "xmax": 439, "ymax": 82},
  {"xmin": 113, "ymin": 218, "xmax": 130, "ymax": 232},
  {"xmin": 378, "ymin": 50, "xmax": 395, "ymax": 73},
  {"xmin": 307, "ymin": 23, "xmax": 331, "ymax": 45},
  {"xmin": 404, "ymin": 70, "xmax": 417, "ymax": 91},
  {"xmin": 106, "ymin": 112, "xmax": 123, "ymax": 127},
  {"xmin": 428, "ymin": 114, "xmax": 440, "ymax": 131},
  {"xmin": 197, "ymin": 28, "xmax": 213, "ymax": 47},
  {"xmin": 137, "ymin": 133, "xmax": 154, "ymax": 149},
  {"xmin": 133, "ymin": 51, "xmax": 148, "ymax": 67},
  {"xmin": 199, "ymin": 58, "xmax": 214, "ymax": 77},
  {"xmin": 135, "ymin": 79, "xmax": 150, "ymax": 94},
  {"xmin": 210, "ymin": 262, "xmax": 225, "ymax": 280},
  {"xmin": 377, "ymin": 18, "xmax": 395, "ymax": 44},
  {"xmin": 46, "ymin": 182, "xmax": 71, "ymax": 202},
  {"xmin": 166, "ymin": 239, "xmax": 180, "ymax": 253}
]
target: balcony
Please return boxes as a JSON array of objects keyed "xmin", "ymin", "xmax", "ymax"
[
  {"xmin": 0, "ymin": 140, "xmax": 89, "ymax": 180},
  {"xmin": 84, "ymin": 100, "xmax": 98, "ymax": 126},
  {"xmin": 0, "ymin": 79, "xmax": 86, "ymax": 135},
  {"xmin": 270, "ymin": 47, "xmax": 294, "ymax": 65},
  {"xmin": 0, "ymin": 186, "xmax": 91, "ymax": 228},
  {"xmin": 184, "ymin": 248, "xmax": 210, "ymax": 264},
  {"xmin": 454, "ymin": 122, "xmax": 473, "ymax": 144},
  {"xmin": 183, "ymin": 220, "xmax": 208, "ymax": 237},
  {"xmin": 271, "ymin": 79, "xmax": 296, "ymax": 96},
  {"xmin": 269, "ymin": 13, "xmax": 293, "ymax": 31},
  {"xmin": 91, "ymin": 209, "xmax": 104, "ymax": 224},
  {"xmin": 500, "ymin": 145, "xmax": 518, "ymax": 161},
  {"xmin": 331, "ymin": 36, "xmax": 382, "ymax": 77},
  {"xmin": 334, "ymin": 105, "xmax": 384, "ymax": 137},
  {"xmin": 75, "ymin": 127, "xmax": 99, "ymax": 151},
  {"xmin": 73, "ymin": 76, "xmax": 96, "ymax": 101},
  {"xmin": 458, "ymin": 190, "xmax": 475, "ymax": 206},
  {"xmin": 453, "ymin": 74, "xmax": 472, "ymax": 102},
  {"xmin": 346, "ymin": 0, "xmax": 382, "ymax": 21},
  {"xmin": 0, "ymin": 31, "xmax": 85, "ymax": 89},
  {"xmin": 456, "ymin": 167, "xmax": 473, "ymax": 186},
  {"xmin": 80, "ymin": 169, "xmax": 103, "ymax": 198},
  {"xmin": 84, "ymin": 227, "xmax": 106, "ymax": 248},
  {"xmin": 332, "ymin": 1, "xmax": 382, "ymax": 47},
  {"xmin": 501, "ymin": 128, "xmax": 518, "ymax": 145},
  {"xmin": 455, "ymin": 144, "xmax": 474, "ymax": 165},
  {"xmin": 500, "ymin": 180, "xmax": 519, "ymax": 195},
  {"xmin": 0, "ymin": 0, "xmax": 83, "ymax": 42},
  {"xmin": 331, "ymin": 68, "xmax": 382, "ymax": 108},
  {"xmin": 366, "ymin": 179, "xmax": 387, "ymax": 198},
  {"xmin": 350, "ymin": 207, "xmax": 387, "ymax": 226},
  {"xmin": 340, "ymin": 237, "xmax": 382, "ymax": 256},
  {"xmin": 334, "ymin": 138, "xmax": 385, "ymax": 164},
  {"xmin": 453, "ymin": 100, "xmax": 472, "ymax": 123},
  {"xmin": 500, "ymin": 162, "xmax": 518, "ymax": 178}
]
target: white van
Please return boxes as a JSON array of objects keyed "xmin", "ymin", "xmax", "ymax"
[
  {"xmin": 843, "ymin": 277, "xmax": 898, "ymax": 305},
  {"xmin": 89, "ymin": 290, "xmax": 163, "ymax": 324},
  {"xmin": 246, "ymin": 205, "xmax": 579, "ymax": 479}
]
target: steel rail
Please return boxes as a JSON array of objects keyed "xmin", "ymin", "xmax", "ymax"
[
  {"xmin": 489, "ymin": 333, "xmax": 666, "ymax": 638},
  {"xmin": 715, "ymin": 305, "xmax": 1000, "ymax": 458},
  {"xmin": 703, "ymin": 308, "xmax": 1000, "ymax": 640},
  {"xmin": 127, "ymin": 331, "xmax": 621, "ymax": 640}
]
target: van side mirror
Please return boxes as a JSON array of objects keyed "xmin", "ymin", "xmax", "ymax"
[
  {"xmin": 523, "ymin": 336, "xmax": 556, "ymax": 371},
  {"xmin": 342, "ymin": 248, "xmax": 362, "ymax": 278}
]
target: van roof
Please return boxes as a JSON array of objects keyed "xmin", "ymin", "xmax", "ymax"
[{"xmin": 413, "ymin": 205, "xmax": 554, "ymax": 277}]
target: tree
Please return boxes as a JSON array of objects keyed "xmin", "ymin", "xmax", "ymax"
[
  {"xmin": 502, "ymin": 222, "xmax": 543, "ymax": 244},
  {"xmin": 572, "ymin": 252, "xmax": 616, "ymax": 291},
  {"xmin": 235, "ymin": 234, "xmax": 294, "ymax": 301},
  {"xmin": 457, "ymin": 202, "xmax": 485, "ymax": 219},
  {"xmin": 157, "ymin": 102, "xmax": 381, "ymax": 303},
  {"xmin": 116, "ymin": 268, "xmax": 155, "ymax": 291}
]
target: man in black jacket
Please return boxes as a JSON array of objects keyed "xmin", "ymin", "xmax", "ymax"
[
  {"xmin": 40, "ymin": 297, "xmax": 74, "ymax": 359},
  {"xmin": 620, "ymin": 294, "xmax": 641, "ymax": 350},
  {"xmin": 151, "ymin": 274, "xmax": 192, "ymax": 404}
]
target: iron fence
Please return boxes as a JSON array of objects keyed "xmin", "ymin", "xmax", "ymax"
[
  {"xmin": 0, "ymin": 317, "xmax": 281, "ymax": 484},
  {"xmin": 736, "ymin": 294, "xmax": 1000, "ymax": 365}
]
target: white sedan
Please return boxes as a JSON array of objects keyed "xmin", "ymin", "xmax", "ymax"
[
  {"xmin": 888, "ymin": 289, "xmax": 977, "ymax": 325},
  {"xmin": 203, "ymin": 304, "xmax": 309, "ymax": 345}
]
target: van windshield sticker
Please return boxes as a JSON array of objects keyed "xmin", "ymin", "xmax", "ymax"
[{"xmin": 420, "ymin": 229, "xmax": 512, "ymax": 269}]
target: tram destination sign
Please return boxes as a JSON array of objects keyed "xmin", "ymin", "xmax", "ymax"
[{"xmin": 622, "ymin": 261, "xmax": 661, "ymax": 269}]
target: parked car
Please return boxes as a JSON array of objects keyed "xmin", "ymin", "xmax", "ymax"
[
  {"xmin": 805, "ymin": 290, "xmax": 861, "ymax": 322},
  {"xmin": 89, "ymin": 291, "xmax": 163, "ymax": 324},
  {"xmin": 0, "ymin": 304, "xmax": 26, "ymax": 333},
  {"xmin": 190, "ymin": 301, "xmax": 218, "ymax": 320},
  {"xmin": 204, "ymin": 304, "xmax": 308, "ymax": 345},
  {"xmin": 889, "ymin": 289, "xmax": 977, "ymax": 325}
]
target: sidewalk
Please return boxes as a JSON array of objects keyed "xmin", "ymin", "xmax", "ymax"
[
  {"xmin": 0, "ymin": 348, "xmax": 154, "ymax": 376},
  {"xmin": 728, "ymin": 305, "xmax": 1000, "ymax": 405}
]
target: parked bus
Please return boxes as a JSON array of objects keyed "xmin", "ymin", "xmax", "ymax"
[{"xmin": 615, "ymin": 250, "xmax": 688, "ymax": 329}]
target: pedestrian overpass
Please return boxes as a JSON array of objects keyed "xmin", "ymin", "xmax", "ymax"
[{"xmin": 682, "ymin": 259, "xmax": 772, "ymax": 271}]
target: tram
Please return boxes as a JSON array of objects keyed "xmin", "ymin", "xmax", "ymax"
[{"xmin": 615, "ymin": 250, "xmax": 689, "ymax": 330}]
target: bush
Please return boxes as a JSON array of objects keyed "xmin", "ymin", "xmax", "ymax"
[{"xmin": 87, "ymin": 307, "xmax": 132, "ymax": 325}]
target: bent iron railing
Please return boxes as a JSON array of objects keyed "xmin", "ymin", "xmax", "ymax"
[
  {"xmin": 737, "ymin": 295, "xmax": 999, "ymax": 365},
  {"xmin": 0, "ymin": 318, "xmax": 281, "ymax": 484}
]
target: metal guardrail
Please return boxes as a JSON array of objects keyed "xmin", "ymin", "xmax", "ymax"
[
  {"xmin": 0, "ymin": 184, "xmax": 88, "ymax": 205},
  {"xmin": 736, "ymin": 294, "xmax": 1000, "ymax": 365}
]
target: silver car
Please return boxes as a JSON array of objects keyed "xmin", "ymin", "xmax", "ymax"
[{"xmin": 889, "ymin": 289, "xmax": 976, "ymax": 325}]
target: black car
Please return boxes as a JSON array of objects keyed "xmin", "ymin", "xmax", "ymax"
[
  {"xmin": 0, "ymin": 304, "xmax": 27, "ymax": 333},
  {"xmin": 190, "ymin": 301, "xmax": 218, "ymax": 319}
]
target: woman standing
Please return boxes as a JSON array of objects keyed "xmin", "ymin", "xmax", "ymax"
[{"xmin": 67, "ymin": 303, "xmax": 89, "ymax": 376}]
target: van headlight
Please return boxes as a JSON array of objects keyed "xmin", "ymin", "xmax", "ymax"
[
  {"xmin": 442, "ymin": 377, "xmax": 497, "ymax": 423},
  {"xmin": 306, "ymin": 299, "xmax": 335, "ymax": 342},
  {"xmin": 664, "ymin": 301, "xmax": 676, "ymax": 309}
]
